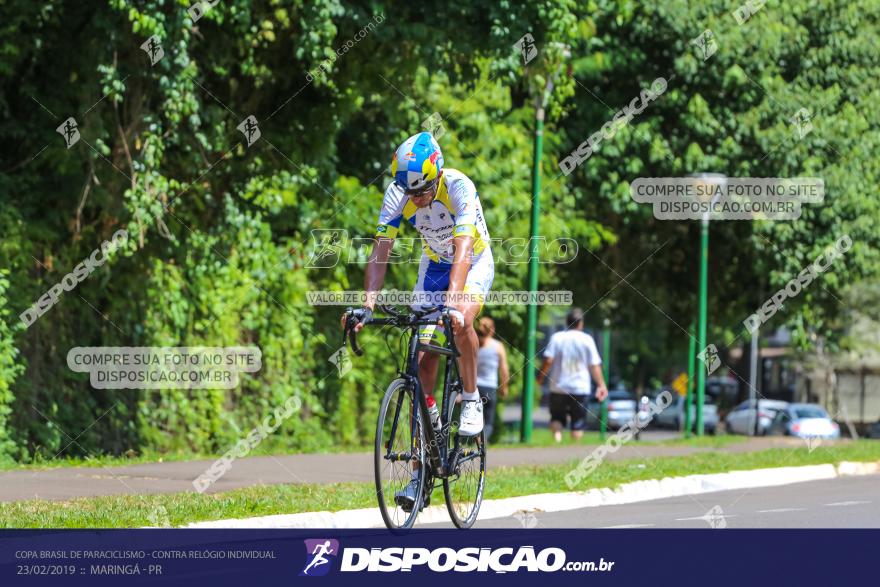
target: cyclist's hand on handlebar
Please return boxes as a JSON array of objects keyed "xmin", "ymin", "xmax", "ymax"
[
  {"xmin": 349, "ymin": 307, "xmax": 373, "ymax": 332},
  {"xmin": 340, "ymin": 307, "xmax": 371, "ymax": 331},
  {"xmin": 444, "ymin": 307, "xmax": 466, "ymax": 334}
]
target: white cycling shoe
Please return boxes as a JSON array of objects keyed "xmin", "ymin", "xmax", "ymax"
[{"xmin": 458, "ymin": 399, "xmax": 484, "ymax": 436}]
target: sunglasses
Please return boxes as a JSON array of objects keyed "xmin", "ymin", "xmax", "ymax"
[{"xmin": 403, "ymin": 179, "xmax": 438, "ymax": 198}]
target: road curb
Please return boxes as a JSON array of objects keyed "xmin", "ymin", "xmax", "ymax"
[{"xmin": 185, "ymin": 460, "xmax": 879, "ymax": 529}]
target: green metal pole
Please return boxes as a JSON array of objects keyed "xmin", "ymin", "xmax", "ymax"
[
  {"xmin": 696, "ymin": 218, "xmax": 709, "ymax": 436},
  {"xmin": 601, "ymin": 321, "xmax": 610, "ymax": 441},
  {"xmin": 521, "ymin": 106, "xmax": 544, "ymax": 443},
  {"xmin": 686, "ymin": 321, "xmax": 696, "ymax": 439}
]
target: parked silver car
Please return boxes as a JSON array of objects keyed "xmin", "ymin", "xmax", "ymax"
[
  {"xmin": 767, "ymin": 403, "xmax": 840, "ymax": 439},
  {"xmin": 586, "ymin": 390, "xmax": 637, "ymax": 429},
  {"xmin": 653, "ymin": 393, "xmax": 719, "ymax": 434},
  {"xmin": 724, "ymin": 399, "xmax": 788, "ymax": 435}
]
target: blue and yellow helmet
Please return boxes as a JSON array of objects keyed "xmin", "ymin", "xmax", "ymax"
[{"xmin": 391, "ymin": 132, "xmax": 444, "ymax": 192}]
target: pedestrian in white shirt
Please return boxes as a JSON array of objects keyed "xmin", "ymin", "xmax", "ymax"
[{"xmin": 536, "ymin": 307, "xmax": 609, "ymax": 443}]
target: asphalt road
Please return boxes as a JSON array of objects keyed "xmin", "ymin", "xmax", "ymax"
[
  {"xmin": 0, "ymin": 436, "xmax": 802, "ymax": 502},
  {"xmin": 447, "ymin": 474, "xmax": 880, "ymax": 529},
  {"xmin": 0, "ymin": 398, "xmax": 715, "ymax": 502}
]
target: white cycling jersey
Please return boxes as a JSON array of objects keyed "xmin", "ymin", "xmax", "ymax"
[{"xmin": 376, "ymin": 168, "xmax": 491, "ymax": 263}]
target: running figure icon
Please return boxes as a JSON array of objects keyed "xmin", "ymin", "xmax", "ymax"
[{"xmin": 301, "ymin": 539, "xmax": 338, "ymax": 576}]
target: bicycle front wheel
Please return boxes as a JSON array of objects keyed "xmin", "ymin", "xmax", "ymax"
[
  {"xmin": 374, "ymin": 378, "xmax": 426, "ymax": 530},
  {"xmin": 442, "ymin": 394, "xmax": 486, "ymax": 529}
]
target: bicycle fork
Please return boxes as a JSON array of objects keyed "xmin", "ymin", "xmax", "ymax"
[{"xmin": 405, "ymin": 373, "xmax": 446, "ymax": 477}]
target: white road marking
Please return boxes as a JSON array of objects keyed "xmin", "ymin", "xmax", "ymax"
[
  {"xmin": 757, "ymin": 508, "xmax": 806, "ymax": 513},
  {"xmin": 600, "ymin": 523, "xmax": 655, "ymax": 529},
  {"xmin": 824, "ymin": 501, "xmax": 870, "ymax": 507}
]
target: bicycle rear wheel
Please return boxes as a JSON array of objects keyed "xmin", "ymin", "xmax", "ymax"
[
  {"xmin": 375, "ymin": 378, "xmax": 426, "ymax": 530},
  {"xmin": 442, "ymin": 392, "xmax": 486, "ymax": 528}
]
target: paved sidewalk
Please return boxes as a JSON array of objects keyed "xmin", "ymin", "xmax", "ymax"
[{"xmin": 0, "ymin": 437, "xmax": 805, "ymax": 502}]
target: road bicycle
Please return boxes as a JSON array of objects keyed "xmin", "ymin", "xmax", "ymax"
[{"xmin": 343, "ymin": 304, "xmax": 486, "ymax": 530}]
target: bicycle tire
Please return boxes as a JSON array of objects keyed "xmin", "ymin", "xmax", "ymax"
[
  {"xmin": 442, "ymin": 391, "xmax": 486, "ymax": 529},
  {"xmin": 374, "ymin": 378, "xmax": 426, "ymax": 530}
]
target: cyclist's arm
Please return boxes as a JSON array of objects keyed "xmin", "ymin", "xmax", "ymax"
[
  {"xmin": 364, "ymin": 237, "xmax": 393, "ymax": 311},
  {"xmin": 447, "ymin": 234, "xmax": 474, "ymax": 310},
  {"xmin": 445, "ymin": 174, "xmax": 483, "ymax": 314},
  {"xmin": 360, "ymin": 182, "xmax": 405, "ymax": 314},
  {"xmin": 342, "ymin": 236, "xmax": 392, "ymax": 333}
]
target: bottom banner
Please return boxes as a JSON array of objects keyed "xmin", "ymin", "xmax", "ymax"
[{"xmin": 1, "ymin": 529, "xmax": 874, "ymax": 585}]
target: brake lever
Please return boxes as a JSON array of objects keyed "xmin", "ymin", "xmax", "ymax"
[
  {"xmin": 349, "ymin": 324, "xmax": 364, "ymax": 356},
  {"xmin": 343, "ymin": 308, "xmax": 365, "ymax": 356},
  {"xmin": 342, "ymin": 307, "xmax": 354, "ymax": 345}
]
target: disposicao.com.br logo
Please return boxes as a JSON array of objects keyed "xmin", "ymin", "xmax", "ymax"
[{"xmin": 301, "ymin": 541, "xmax": 615, "ymax": 574}]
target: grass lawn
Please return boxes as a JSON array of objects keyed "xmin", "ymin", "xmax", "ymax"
[
  {"xmin": 494, "ymin": 427, "xmax": 744, "ymax": 449},
  {"xmin": 2, "ymin": 440, "xmax": 877, "ymax": 528}
]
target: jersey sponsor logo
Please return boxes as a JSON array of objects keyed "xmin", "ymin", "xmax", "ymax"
[{"xmin": 417, "ymin": 224, "xmax": 454, "ymax": 233}]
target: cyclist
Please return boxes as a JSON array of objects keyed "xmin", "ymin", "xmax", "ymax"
[{"xmin": 345, "ymin": 132, "xmax": 494, "ymax": 506}]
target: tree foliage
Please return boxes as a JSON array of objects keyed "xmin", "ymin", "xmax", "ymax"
[{"xmin": 0, "ymin": 0, "xmax": 876, "ymax": 459}]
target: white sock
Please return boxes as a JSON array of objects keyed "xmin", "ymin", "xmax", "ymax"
[{"xmin": 461, "ymin": 390, "xmax": 479, "ymax": 402}]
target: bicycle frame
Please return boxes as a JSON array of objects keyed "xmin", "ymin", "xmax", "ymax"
[
  {"xmin": 407, "ymin": 314, "xmax": 462, "ymax": 478},
  {"xmin": 360, "ymin": 310, "xmax": 461, "ymax": 479}
]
